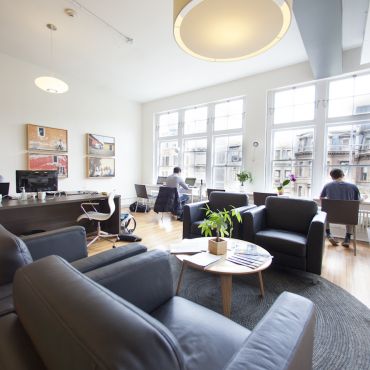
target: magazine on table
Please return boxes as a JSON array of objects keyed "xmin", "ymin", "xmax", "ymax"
[
  {"xmin": 227, "ymin": 252, "xmax": 272, "ymax": 269},
  {"xmin": 183, "ymin": 252, "xmax": 222, "ymax": 268},
  {"xmin": 170, "ymin": 239, "xmax": 207, "ymax": 254}
]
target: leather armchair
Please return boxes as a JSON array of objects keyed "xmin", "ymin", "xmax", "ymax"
[
  {"xmin": 0, "ymin": 224, "xmax": 147, "ymax": 316},
  {"xmin": 183, "ymin": 192, "xmax": 255, "ymax": 239},
  {"xmin": 0, "ymin": 251, "xmax": 316, "ymax": 370},
  {"xmin": 242, "ymin": 197, "xmax": 326, "ymax": 275}
]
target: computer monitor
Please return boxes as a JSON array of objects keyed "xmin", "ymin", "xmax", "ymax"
[
  {"xmin": 0, "ymin": 183, "xmax": 9, "ymax": 196},
  {"xmin": 185, "ymin": 177, "xmax": 196, "ymax": 186},
  {"xmin": 156, "ymin": 176, "xmax": 167, "ymax": 185},
  {"xmin": 16, "ymin": 171, "xmax": 58, "ymax": 193}
]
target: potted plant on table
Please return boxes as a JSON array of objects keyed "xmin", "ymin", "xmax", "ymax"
[
  {"xmin": 276, "ymin": 173, "xmax": 297, "ymax": 195},
  {"xmin": 237, "ymin": 170, "xmax": 253, "ymax": 192},
  {"xmin": 198, "ymin": 205, "xmax": 242, "ymax": 255}
]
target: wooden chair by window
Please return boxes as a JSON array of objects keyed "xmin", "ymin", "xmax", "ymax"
[
  {"xmin": 134, "ymin": 184, "xmax": 155, "ymax": 212},
  {"xmin": 321, "ymin": 199, "xmax": 360, "ymax": 256},
  {"xmin": 206, "ymin": 188, "xmax": 225, "ymax": 199},
  {"xmin": 253, "ymin": 192, "xmax": 278, "ymax": 206}
]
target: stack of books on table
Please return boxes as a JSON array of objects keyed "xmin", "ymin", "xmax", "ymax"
[{"xmin": 227, "ymin": 243, "xmax": 272, "ymax": 269}]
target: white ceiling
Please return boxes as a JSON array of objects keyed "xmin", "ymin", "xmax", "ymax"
[{"xmin": 0, "ymin": 0, "xmax": 368, "ymax": 102}]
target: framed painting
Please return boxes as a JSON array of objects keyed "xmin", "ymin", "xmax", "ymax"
[
  {"xmin": 27, "ymin": 124, "xmax": 68, "ymax": 152},
  {"xmin": 87, "ymin": 133, "xmax": 115, "ymax": 157},
  {"xmin": 87, "ymin": 157, "xmax": 115, "ymax": 178},
  {"xmin": 28, "ymin": 153, "xmax": 68, "ymax": 178}
]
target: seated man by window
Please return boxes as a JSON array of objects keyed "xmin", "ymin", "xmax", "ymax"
[
  {"xmin": 166, "ymin": 167, "xmax": 189, "ymax": 220},
  {"xmin": 320, "ymin": 168, "xmax": 360, "ymax": 247}
]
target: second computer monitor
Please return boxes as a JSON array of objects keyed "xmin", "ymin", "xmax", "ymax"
[
  {"xmin": 185, "ymin": 177, "xmax": 196, "ymax": 187},
  {"xmin": 156, "ymin": 176, "xmax": 167, "ymax": 185}
]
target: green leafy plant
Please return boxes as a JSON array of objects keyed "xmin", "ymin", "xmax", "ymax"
[
  {"xmin": 198, "ymin": 205, "xmax": 242, "ymax": 242},
  {"xmin": 236, "ymin": 170, "xmax": 253, "ymax": 186}
]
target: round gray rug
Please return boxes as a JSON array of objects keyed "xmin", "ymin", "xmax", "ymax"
[{"xmin": 170, "ymin": 256, "xmax": 370, "ymax": 370}]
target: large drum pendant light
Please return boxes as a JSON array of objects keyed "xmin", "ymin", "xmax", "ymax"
[{"xmin": 173, "ymin": 0, "xmax": 292, "ymax": 62}]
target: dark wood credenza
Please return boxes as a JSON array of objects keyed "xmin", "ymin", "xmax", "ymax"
[{"xmin": 0, "ymin": 194, "xmax": 121, "ymax": 236}]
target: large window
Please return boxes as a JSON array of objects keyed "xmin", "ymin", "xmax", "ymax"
[
  {"xmin": 155, "ymin": 97, "xmax": 245, "ymax": 188},
  {"xmin": 268, "ymin": 70, "xmax": 370, "ymax": 198}
]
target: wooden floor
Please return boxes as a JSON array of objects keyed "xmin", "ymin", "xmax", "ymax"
[{"xmin": 89, "ymin": 210, "xmax": 370, "ymax": 308}]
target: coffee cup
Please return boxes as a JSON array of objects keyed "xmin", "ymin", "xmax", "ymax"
[{"xmin": 37, "ymin": 192, "xmax": 46, "ymax": 200}]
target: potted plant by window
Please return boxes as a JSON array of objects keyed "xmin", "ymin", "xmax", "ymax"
[
  {"xmin": 277, "ymin": 173, "xmax": 297, "ymax": 195},
  {"xmin": 198, "ymin": 205, "xmax": 242, "ymax": 255},
  {"xmin": 237, "ymin": 170, "xmax": 252, "ymax": 192}
]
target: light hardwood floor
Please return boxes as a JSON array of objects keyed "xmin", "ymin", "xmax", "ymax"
[{"xmin": 88, "ymin": 210, "xmax": 370, "ymax": 308}]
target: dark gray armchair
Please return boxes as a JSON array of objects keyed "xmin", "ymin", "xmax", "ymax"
[
  {"xmin": 0, "ymin": 224, "xmax": 147, "ymax": 316},
  {"xmin": 242, "ymin": 197, "xmax": 326, "ymax": 275},
  {"xmin": 0, "ymin": 250, "xmax": 316, "ymax": 370},
  {"xmin": 183, "ymin": 192, "xmax": 255, "ymax": 239}
]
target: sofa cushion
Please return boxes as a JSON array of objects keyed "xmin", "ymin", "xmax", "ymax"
[
  {"xmin": 255, "ymin": 229, "xmax": 307, "ymax": 257},
  {"xmin": 13, "ymin": 256, "xmax": 185, "ymax": 370},
  {"xmin": 151, "ymin": 296, "xmax": 250, "ymax": 370},
  {"xmin": 209, "ymin": 192, "xmax": 248, "ymax": 212},
  {"xmin": 265, "ymin": 197, "xmax": 317, "ymax": 234},
  {"xmin": 0, "ymin": 225, "xmax": 33, "ymax": 285},
  {"xmin": 0, "ymin": 313, "xmax": 47, "ymax": 370},
  {"xmin": 190, "ymin": 220, "xmax": 205, "ymax": 236},
  {"xmin": 0, "ymin": 283, "xmax": 14, "ymax": 316}
]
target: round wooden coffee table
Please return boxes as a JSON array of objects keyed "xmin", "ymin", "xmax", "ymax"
[{"xmin": 174, "ymin": 238, "xmax": 272, "ymax": 317}]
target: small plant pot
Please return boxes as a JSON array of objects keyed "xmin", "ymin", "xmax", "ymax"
[
  {"xmin": 208, "ymin": 238, "xmax": 227, "ymax": 255},
  {"xmin": 278, "ymin": 189, "xmax": 284, "ymax": 195}
]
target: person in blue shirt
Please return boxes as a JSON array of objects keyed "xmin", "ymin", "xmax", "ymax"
[{"xmin": 320, "ymin": 168, "xmax": 360, "ymax": 247}]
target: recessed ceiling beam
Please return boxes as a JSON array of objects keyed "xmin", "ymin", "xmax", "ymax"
[{"xmin": 293, "ymin": 0, "xmax": 342, "ymax": 79}]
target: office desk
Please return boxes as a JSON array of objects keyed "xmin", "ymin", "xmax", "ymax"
[
  {"xmin": 145, "ymin": 184, "xmax": 202, "ymax": 203},
  {"xmin": 0, "ymin": 194, "xmax": 121, "ymax": 236}
]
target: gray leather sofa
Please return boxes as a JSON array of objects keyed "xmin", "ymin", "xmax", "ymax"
[
  {"xmin": 0, "ymin": 250, "xmax": 316, "ymax": 370},
  {"xmin": 242, "ymin": 197, "xmax": 326, "ymax": 275},
  {"xmin": 0, "ymin": 224, "xmax": 147, "ymax": 316},
  {"xmin": 183, "ymin": 192, "xmax": 255, "ymax": 239}
]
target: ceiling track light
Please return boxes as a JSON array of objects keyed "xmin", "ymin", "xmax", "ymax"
[
  {"xmin": 34, "ymin": 23, "xmax": 69, "ymax": 94},
  {"xmin": 173, "ymin": 0, "xmax": 292, "ymax": 62},
  {"xmin": 67, "ymin": 0, "xmax": 134, "ymax": 44}
]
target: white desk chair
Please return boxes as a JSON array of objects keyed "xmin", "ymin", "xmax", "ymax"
[{"xmin": 77, "ymin": 192, "xmax": 119, "ymax": 247}]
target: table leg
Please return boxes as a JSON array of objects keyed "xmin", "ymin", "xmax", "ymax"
[
  {"xmin": 220, "ymin": 274, "xmax": 233, "ymax": 317},
  {"xmin": 258, "ymin": 271, "xmax": 265, "ymax": 297},
  {"xmin": 176, "ymin": 262, "xmax": 187, "ymax": 295}
]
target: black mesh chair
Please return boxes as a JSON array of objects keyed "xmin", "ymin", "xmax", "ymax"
[
  {"xmin": 321, "ymin": 199, "xmax": 360, "ymax": 256},
  {"xmin": 134, "ymin": 184, "xmax": 154, "ymax": 212},
  {"xmin": 253, "ymin": 192, "xmax": 278, "ymax": 206},
  {"xmin": 207, "ymin": 188, "xmax": 225, "ymax": 199}
]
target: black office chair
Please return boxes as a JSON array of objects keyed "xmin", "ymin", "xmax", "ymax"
[
  {"xmin": 321, "ymin": 199, "xmax": 360, "ymax": 256},
  {"xmin": 134, "ymin": 184, "xmax": 154, "ymax": 212},
  {"xmin": 253, "ymin": 192, "xmax": 278, "ymax": 206},
  {"xmin": 153, "ymin": 187, "xmax": 180, "ymax": 220},
  {"xmin": 206, "ymin": 188, "xmax": 225, "ymax": 199}
]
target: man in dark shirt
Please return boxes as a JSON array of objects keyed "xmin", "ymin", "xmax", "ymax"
[{"xmin": 320, "ymin": 168, "xmax": 360, "ymax": 247}]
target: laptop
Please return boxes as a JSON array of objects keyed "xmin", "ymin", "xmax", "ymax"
[
  {"xmin": 0, "ymin": 182, "xmax": 10, "ymax": 196},
  {"xmin": 185, "ymin": 177, "xmax": 196, "ymax": 187},
  {"xmin": 156, "ymin": 176, "xmax": 167, "ymax": 185}
]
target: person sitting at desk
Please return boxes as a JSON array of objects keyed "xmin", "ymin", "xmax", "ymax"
[
  {"xmin": 166, "ymin": 167, "xmax": 189, "ymax": 205},
  {"xmin": 320, "ymin": 168, "xmax": 361, "ymax": 247}
]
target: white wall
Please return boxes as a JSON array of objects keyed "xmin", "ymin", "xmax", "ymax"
[
  {"xmin": 0, "ymin": 52, "xmax": 141, "ymax": 203},
  {"xmin": 141, "ymin": 48, "xmax": 370, "ymax": 192}
]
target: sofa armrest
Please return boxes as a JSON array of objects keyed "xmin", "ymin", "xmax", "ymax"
[
  {"xmin": 231, "ymin": 205, "xmax": 256, "ymax": 239},
  {"xmin": 71, "ymin": 244, "xmax": 147, "ymax": 273},
  {"xmin": 242, "ymin": 206, "xmax": 266, "ymax": 242},
  {"xmin": 225, "ymin": 292, "xmax": 315, "ymax": 370},
  {"xmin": 85, "ymin": 250, "xmax": 174, "ymax": 313},
  {"xmin": 183, "ymin": 201, "xmax": 209, "ymax": 238},
  {"xmin": 306, "ymin": 211, "xmax": 326, "ymax": 275},
  {"xmin": 21, "ymin": 226, "xmax": 88, "ymax": 262}
]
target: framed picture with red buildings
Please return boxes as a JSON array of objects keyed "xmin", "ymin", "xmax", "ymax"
[
  {"xmin": 28, "ymin": 153, "xmax": 68, "ymax": 178},
  {"xmin": 87, "ymin": 133, "xmax": 115, "ymax": 157},
  {"xmin": 27, "ymin": 124, "xmax": 68, "ymax": 152}
]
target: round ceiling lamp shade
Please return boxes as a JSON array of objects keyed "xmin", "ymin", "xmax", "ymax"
[
  {"xmin": 34, "ymin": 76, "xmax": 69, "ymax": 94},
  {"xmin": 173, "ymin": 0, "xmax": 292, "ymax": 62}
]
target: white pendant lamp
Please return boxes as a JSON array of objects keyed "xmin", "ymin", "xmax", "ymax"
[
  {"xmin": 173, "ymin": 0, "xmax": 292, "ymax": 62},
  {"xmin": 35, "ymin": 24, "xmax": 69, "ymax": 94}
]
